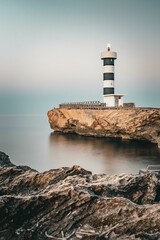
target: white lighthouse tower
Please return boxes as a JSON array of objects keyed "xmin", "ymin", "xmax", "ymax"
[{"xmin": 101, "ymin": 44, "xmax": 124, "ymax": 107}]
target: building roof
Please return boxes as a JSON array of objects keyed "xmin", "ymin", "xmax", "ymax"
[{"xmin": 103, "ymin": 94, "xmax": 125, "ymax": 97}]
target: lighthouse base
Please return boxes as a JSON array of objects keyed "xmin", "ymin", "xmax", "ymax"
[{"xmin": 103, "ymin": 94, "xmax": 125, "ymax": 107}]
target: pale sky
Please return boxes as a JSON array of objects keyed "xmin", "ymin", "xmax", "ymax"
[{"xmin": 0, "ymin": 0, "xmax": 160, "ymax": 113}]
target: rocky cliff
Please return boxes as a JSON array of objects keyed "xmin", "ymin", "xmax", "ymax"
[
  {"xmin": 48, "ymin": 108, "xmax": 160, "ymax": 148},
  {"xmin": 1, "ymin": 151, "xmax": 160, "ymax": 240}
]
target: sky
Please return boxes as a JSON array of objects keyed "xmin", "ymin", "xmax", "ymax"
[{"xmin": 0, "ymin": 0, "xmax": 160, "ymax": 114}]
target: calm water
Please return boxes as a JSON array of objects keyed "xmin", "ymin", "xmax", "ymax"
[{"xmin": 0, "ymin": 115, "xmax": 160, "ymax": 175}]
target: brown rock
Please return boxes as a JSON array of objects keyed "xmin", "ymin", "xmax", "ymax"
[{"xmin": 48, "ymin": 108, "xmax": 160, "ymax": 148}]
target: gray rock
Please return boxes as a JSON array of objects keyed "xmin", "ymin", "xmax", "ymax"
[
  {"xmin": 1, "ymin": 155, "xmax": 160, "ymax": 239},
  {"xmin": 0, "ymin": 151, "xmax": 14, "ymax": 167}
]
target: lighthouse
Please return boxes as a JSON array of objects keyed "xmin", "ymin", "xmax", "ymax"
[{"xmin": 101, "ymin": 44, "xmax": 124, "ymax": 107}]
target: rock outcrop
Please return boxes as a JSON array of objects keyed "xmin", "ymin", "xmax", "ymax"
[
  {"xmin": 48, "ymin": 108, "xmax": 160, "ymax": 148},
  {"xmin": 1, "ymin": 151, "xmax": 160, "ymax": 239}
]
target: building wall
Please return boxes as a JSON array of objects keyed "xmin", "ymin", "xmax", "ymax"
[
  {"xmin": 118, "ymin": 97, "xmax": 123, "ymax": 107},
  {"xmin": 103, "ymin": 96, "xmax": 115, "ymax": 107},
  {"xmin": 103, "ymin": 65, "xmax": 114, "ymax": 73},
  {"xmin": 103, "ymin": 96, "xmax": 124, "ymax": 107}
]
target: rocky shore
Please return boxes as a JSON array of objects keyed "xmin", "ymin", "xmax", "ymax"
[
  {"xmin": 48, "ymin": 108, "xmax": 160, "ymax": 148},
  {"xmin": 1, "ymin": 151, "xmax": 160, "ymax": 239}
]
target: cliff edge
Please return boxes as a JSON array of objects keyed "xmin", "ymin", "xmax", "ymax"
[
  {"xmin": 48, "ymin": 108, "xmax": 160, "ymax": 148},
  {"xmin": 1, "ymin": 151, "xmax": 160, "ymax": 239}
]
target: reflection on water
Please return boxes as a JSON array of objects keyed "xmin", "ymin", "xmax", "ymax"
[
  {"xmin": 0, "ymin": 115, "xmax": 160, "ymax": 175},
  {"xmin": 49, "ymin": 132, "xmax": 160, "ymax": 174}
]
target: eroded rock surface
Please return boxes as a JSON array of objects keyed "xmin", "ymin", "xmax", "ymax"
[
  {"xmin": 48, "ymin": 108, "xmax": 160, "ymax": 148},
  {"xmin": 1, "ymin": 151, "xmax": 160, "ymax": 239}
]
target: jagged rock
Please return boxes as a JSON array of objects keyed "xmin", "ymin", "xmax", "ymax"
[
  {"xmin": 0, "ymin": 151, "xmax": 14, "ymax": 167},
  {"xmin": 1, "ymin": 152, "xmax": 160, "ymax": 239},
  {"xmin": 47, "ymin": 108, "xmax": 160, "ymax": 148}
]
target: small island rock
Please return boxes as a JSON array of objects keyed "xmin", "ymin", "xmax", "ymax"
[{"xmin": 48, "ymin": 108, "xmax": 160, "ymax": 148}]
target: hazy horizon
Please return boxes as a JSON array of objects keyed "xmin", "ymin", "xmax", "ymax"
[{"xmin": 0, "ymin": 0, "xmax": 160, "ymax": 114}]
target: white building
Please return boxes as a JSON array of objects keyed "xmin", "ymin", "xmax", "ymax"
[{"xmin": 101, "ymin": 44, "xmax": 125, "ymax": 107}]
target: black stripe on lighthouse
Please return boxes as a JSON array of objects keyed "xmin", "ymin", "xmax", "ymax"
[
  {"xmin": 103, "ymin": 73, "xmax": 114, "ymax": 80},
  {"xmin": 103, "ymin": 58, "xmax": 114, "ymax": 66},
  {"xmin": 103, "ymin": 88, "xmax": 114, "ymax": 95}
]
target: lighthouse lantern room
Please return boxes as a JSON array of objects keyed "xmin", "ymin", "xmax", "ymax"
[{"xmin": 101, "ymin": 44, "xmax": 124, "ymax": 107}]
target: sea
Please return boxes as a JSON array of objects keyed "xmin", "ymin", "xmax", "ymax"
[{"xmin": 0, "ymin": 114, "xmax": 160, "ymax": 175}]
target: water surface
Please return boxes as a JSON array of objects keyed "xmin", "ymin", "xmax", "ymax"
[{"xmin": 0, "ymin": 115, "xmax": 160, "ymax": 174}]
